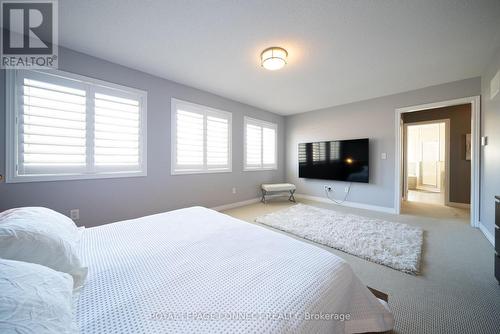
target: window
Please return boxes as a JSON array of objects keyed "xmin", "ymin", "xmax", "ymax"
[
  {"xmin": 244, "ymin": 117, "xmax": 277, "ymax": 170},
  {"xmin": 171, "ymin": 99, "xmax": 231, "ymax": 174},
  {"xmin": 6, "ymin": 69, "xmax": 147, "ymax": 183}
]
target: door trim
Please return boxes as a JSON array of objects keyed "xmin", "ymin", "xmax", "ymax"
[{"xmin": 394, "ymin": 96, "xmax": 480, "ymax": 228}]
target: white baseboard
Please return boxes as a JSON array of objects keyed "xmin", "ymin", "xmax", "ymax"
[
  {"xmin": 295, "ymin": 193, "xmax": 397, "ymax": 214},
  {"xmin": 211, "ymin": 198, "xmax": 261, "ymax": 211},
  {"xmin": 212, "ymin": 193, "xmax": 396, "ymax": 214},
  {"xmin": 211, "ymin": 195, "xmax": 494, "ymax": 248},
  {"xmin": 447, "ymin": 201, "xmax": 471, "ymax": 209},
  {"xmin": 478, "ymin": 221, "xmax": 495, "ymax": 247}
]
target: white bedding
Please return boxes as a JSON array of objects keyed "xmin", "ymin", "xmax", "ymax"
[
  {"xmin": 76, "ymin": 206, "xmax": 394, "ymax": 334},
  {"xmin": 0, "ymin": 259, "xmax": 77, "ymax": 334}
]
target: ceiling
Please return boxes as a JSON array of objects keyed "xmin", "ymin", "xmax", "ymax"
[{"xmin": 59, "ymin": 0, "xmax": 500, "ymax": 115}]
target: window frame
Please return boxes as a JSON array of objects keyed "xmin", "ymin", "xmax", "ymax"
[
  {"xmin": 5, "ymin": 69, "xmax": 148, "ymax": 183},
  {"xmin": 171, "ymin": 98, "xmax": 232, "ymax": 175},
  {"xmin": 243, "ymin": 116, "xmax": 278, "ymax": 171}
]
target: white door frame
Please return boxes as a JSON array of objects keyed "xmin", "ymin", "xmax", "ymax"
[
  {"xmin": 403, "ymin": 119, "xmax": 450, "ymax": 205},
  {"xmin": 394, "ymin": 96, "xmax": 480, "ymax": 228}
]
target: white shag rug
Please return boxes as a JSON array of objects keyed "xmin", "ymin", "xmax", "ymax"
[{"xmin": 255, "ymin": 204, "xmax": 423, "ymax": 274}]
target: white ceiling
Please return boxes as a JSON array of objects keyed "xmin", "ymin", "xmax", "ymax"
[{"xmin": 59, "ymin": 0, "xmax": 500, "ymax": 115}]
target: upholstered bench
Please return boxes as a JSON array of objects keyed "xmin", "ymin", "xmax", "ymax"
[{"xmin": 261, "ymin": 183, "xmax": 296, "ymax": 203}]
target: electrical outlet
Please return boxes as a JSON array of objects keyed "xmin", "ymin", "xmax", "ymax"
[
  {"xmin": 70, "ymin": 209, "xmax": 79, "ymax": 221},
  {"xmin": 232, "ymin": 187, "xmax": 237, "ymax": 194},
  {"xmin": 324, "ymin": 185, "xmax": 332, "ymax": 192}
]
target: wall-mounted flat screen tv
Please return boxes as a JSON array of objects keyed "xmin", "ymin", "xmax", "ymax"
[{"xmin": 298, "ymin": 138, "xmax": 369, "ymax": 183}]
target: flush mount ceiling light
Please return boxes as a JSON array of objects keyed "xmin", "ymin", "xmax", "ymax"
[{"xmin": 260, "ymin": 47, "xmax": 288, "ymax": 71}]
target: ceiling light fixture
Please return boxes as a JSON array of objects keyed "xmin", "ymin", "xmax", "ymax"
[{"xmin": 260, "ymin": 47, "xmax": 288, "ymax": 71}]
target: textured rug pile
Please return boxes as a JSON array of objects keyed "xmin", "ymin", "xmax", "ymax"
[{"xmin": 255, "ymin": 204, "xmax": 423, "ymax": 274}]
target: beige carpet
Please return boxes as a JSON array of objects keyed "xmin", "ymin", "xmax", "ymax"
[{"xmin": 222, "ymin": 199, "xmax": 500, "ymax": 334}]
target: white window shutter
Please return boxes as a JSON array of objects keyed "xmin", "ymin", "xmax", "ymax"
[
  {"xmin": 245, "ymin": 123, "xmax": 262, "ymax": 167},
  {"xmin": 244, "ymin": 117, "xmax": 277, "ymax": 170},
  {"xmin": 94, "ymin": 92, "xmax": 142, "ymax": 169},
  {"xmin": 7, "ymin": 69, "xmax": 147, "ymax": 182},
  {"xmin": 172, "ymin": 99, "xmax": 231, "ymax": 174},
  {"xmin": 262, "ymin": 127, "xmax": 276, "ymax": 166},
  {"xmin": 206, "ymin": 114, "xmax": 229, "ymax": 167},
  {"xmin": 176, "ymin": 108, "xmax": 204, "ymax": 168},
  {"xmin": 20, "ymin": 76, "xmax": 87, "ymax": 175}
]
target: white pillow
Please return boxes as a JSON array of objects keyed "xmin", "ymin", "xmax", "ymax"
[
  {"xmin": 0, "ymin": 258, "xmax": 78, "ymax": 334},
  {"xmin": 0, "ymin": 207, "xmax": 87, "ymax": 288}
]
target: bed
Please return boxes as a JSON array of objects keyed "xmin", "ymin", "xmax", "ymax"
[{"xmin": 75, "ymin": 206, "xmax": 394, "ymax": 334}]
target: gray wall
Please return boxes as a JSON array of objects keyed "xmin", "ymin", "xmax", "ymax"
[
  {"xmin": 0, "ymin": 48, "xmax": 285, "ymax": 227},
  {"xmin": 285, "ymin": 78, "xmax": 481, "ymax": 210},
  {"xmin": 402, "ymin": 104, "xmax": 471, "ymax": 204},
  {"xmin": 480, "ymin": 46, "xmax": 500, "ymax": 237},
  {"xmin": 1, "ymin": 46, "xmax": 494, "ymax": 236}
]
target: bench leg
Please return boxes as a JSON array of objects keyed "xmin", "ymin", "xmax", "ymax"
[
  {"xmin": 289, "ymin": 189, "xmax": 296, "ymax": 202},
  {"xmin": 261, "ymin": 189, "xmax": 267, "ymax": 203}
]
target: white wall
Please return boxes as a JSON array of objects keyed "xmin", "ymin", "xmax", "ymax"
[{"xmin": 285, "ymin": 78, "xmax": 481, "ymax": 211}]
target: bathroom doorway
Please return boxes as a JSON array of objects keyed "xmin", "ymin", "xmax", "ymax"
[{"xmin": 403, "ymin": 120, "xmax": 449, "ymax": 206}]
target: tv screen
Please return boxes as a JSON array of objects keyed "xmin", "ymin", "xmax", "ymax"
[{"xmin": 298, "ymin": 138, "xmax": 369, "ymax": 183}]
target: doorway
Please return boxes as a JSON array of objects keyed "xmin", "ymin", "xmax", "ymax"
[
  {"xmin": 403, "ymin": 120, "xmax": 449, "ymax": 206},
  {"xmin": 394, "ymin": 96, "xmax": 480, "ymax": 227}
]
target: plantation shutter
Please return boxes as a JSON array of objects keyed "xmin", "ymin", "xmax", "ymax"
[
  {"xmin": 245, "ymin": 123, "xmax": 262, "ymax": 167},
  {"xmin": 244, "ymin": 117, "xmax": 277, "ymax": 170},
  {"xmin": 94, "ymin": 91, "xmax": 142, "ymax": 171},
  {"xmin": 175, "ymin": 107, "xmax": 204, "ymax": 169},
  {"xmin": 172, "ymin": 99, "xmax": 231, "ymax": 174},
  {"xmin": 19, "ymin": 73, "xmax": 87, "ymax": 175},
  {"xmin": 262, "ymin": 126, "xmax": 276, "ymax": 166},
  {"xmin": 8, "ymin": 69, "xmax": 147, "ymax": 182},
  {"xmin": 206, "ymin": 113, "xmax": 229, "ymax": 168}
]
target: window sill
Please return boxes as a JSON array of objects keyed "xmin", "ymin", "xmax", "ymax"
[
  {"xmin": 171, "ymin": 168, "xmax": 232, "ymax": 176},
  {"xmin": 6, "ymin": 170, "xmax": 147, "ymax": 183},
  {"xmin": 243, "ymin": 167, "xmax": 278, "ymax": 172}
]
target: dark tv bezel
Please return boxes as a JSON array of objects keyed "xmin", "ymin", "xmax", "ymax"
[{"xmin": 298, "ymin": 138, "xmax": 369, "ymax": 183}]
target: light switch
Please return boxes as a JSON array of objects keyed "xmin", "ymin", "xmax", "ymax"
[{"xmin": 381, "ymin": 153, "xmax": 387, "ymax": 160}]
